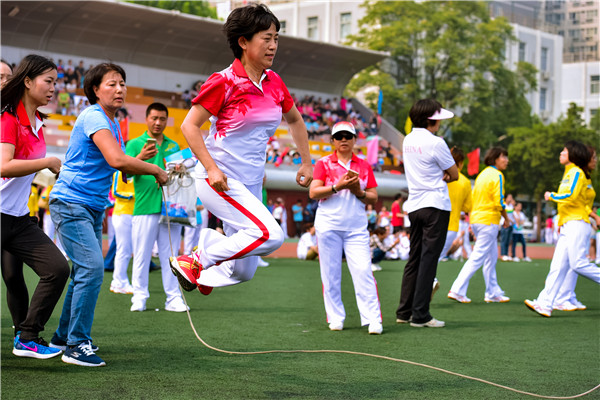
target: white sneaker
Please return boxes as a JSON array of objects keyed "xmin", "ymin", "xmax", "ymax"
[
  {"xmin": 165, "ymin": 297, "xmax": 189, "ymax": 312},
  {"xmin": 571, "ymin": 299, "xmax": 587, "ymax": 310},
  {"xmin": 431, "ymin": 278, "xmax": 440, "ymax": 301},
  {"xmin": 512, "ymin": 257, "xmax": 520, "ymax": 262},
  {"xmin": 110, "ymin": 283, "xmax": 133, "ymax": 294},
  {"xmin": 371, "ymin": 263, "xmax": 382, "ymax": 272},
  {"xmin": 368, "ymin": 322, "xmax": 383, "ymax": 335},
  {"xmin": 447, "ymin": 291, "xmax": 471, "ymax": 303},
  {"xmin": 501, "ymin": 255, "xmax": 511, "ymax": 261},
  {"xmin": 524, "ymin": 299, "xmax": 551, "ymax": 317},
  {"xmin": 553, "ymin": 301, "xmax": 577, "ymax": 311},
  {"xmin": 257, "ymin": 257, "xmax": 270, "ymax": 267},
  {"xmin": 484, "ymin": 295, "xmax": 510, "ymax": 303},
  {"xmin": 410, "ymin": 318, "xmax": 445, "ymax": 328},
  {"xmin": 329, "ymin": 322, "xmax": 344, "ymax": 331},
  {"xmin": 523, "ymin": 257, "xmax": 532, "ymax": 262},
  {"xmin": 130, "ymin": 300, "xmax": 146, "ymax": 312}
]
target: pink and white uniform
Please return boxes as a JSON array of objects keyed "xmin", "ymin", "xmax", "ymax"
[{"xmin": 190, "ymin": 59, "xmax": 292, "ymax": 287}]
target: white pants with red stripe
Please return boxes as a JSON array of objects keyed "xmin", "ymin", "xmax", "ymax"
[
  {"xmin": 315, "ymin": 228, "xmax": 382, "ymax": 326},
  {"xmin": 131, "ymin": 214, "xmax": 183, "ymax": 305},
  {"xmin": 537, "ymin": 220, "xmax": 600, "ymax": 309},
  {"xmin": 111, "ymin": 213, "xmax": 133, "ymax": 289},
  {"xmin": 194, "ymin": 178, "xmax": 284, "ymax": 288}
]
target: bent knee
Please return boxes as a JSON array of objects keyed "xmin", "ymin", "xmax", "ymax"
[{"xmin": 264, "ymin": 225, "xmax": 284, "ymax": 251}]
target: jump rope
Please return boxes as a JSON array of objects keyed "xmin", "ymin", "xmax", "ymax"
[{"xmin": 159, "ymin": 171, "xmax": 599, "ymax": 400}]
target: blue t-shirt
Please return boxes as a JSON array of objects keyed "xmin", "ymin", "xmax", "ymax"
[
  {"xmin": 51, "ymin": 104, "xmax": 124, "ymax": 211},
  {"xmin": 292, "ymin": 204, "xmax": 303, "ymax": 222}
]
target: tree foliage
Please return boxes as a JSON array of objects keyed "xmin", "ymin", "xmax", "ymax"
[
  {"xmin": 128, "ymin": 1, "xmax": 217, "ymax": 19},
  {"xmin": 345, "ymin": 1, "xmax": 536, "ymax": 149}
]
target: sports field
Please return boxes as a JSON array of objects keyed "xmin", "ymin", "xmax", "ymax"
[{"xmin": 2, "ymin": 257, "xmax": 599, "ymax": 400}]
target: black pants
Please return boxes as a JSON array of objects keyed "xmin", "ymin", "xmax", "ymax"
[
  {"xmin": 1, "ymin": 213, "xmax": 69, "ymax": 341},
  {"xmin": 396, "ymin": 208, "xmax": 449, "ymax": 324}
]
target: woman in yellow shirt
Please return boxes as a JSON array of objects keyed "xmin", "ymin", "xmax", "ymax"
[{"xmin": 525, "ymin": 141, "xmax": 600, "ymax": 317}]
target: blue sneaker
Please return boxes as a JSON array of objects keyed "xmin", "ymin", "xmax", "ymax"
[
  {"xmin": 50, "ymin": 336, "xmax": 98, "ymax": 352},
  {"xmin": 61, "ymin": 341, "xmax": 106, "ymax": 367},
  {"xmin": 13, "ymin": 336, "xmax": 62, "ymax": 359}
]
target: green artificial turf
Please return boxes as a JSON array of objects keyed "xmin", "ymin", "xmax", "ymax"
[{"xmin": 2, "ymin": 258, "xmax": 599, "ymax": 400}]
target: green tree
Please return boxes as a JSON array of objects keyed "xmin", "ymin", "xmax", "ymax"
[
  {"xmin": 345, "ymin": 1, "xmax": 536, "ymax": 148},
  {"xmin": 128, "ymin": 1, "xmax": 217, "ymax": 19},
  {"xmin": 506, "ymin": 103, "xmax": 600, "ymax": 237}
]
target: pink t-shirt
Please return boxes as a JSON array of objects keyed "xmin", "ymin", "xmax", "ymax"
[
  {"xmin": 192, "ymin": 58, "xmax": 294, "ymax": 185},
  {"xmin": 1, "ymin": 102, "xmax": 46, "ymax": 216},
  {"xmin": 313, "ymin": 152, "xmax": 377, "ymax": 231}
]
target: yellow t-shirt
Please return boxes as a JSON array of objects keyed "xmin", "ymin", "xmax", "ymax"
[
  {"xmin": 549, "ymin": 164, "xmax": 590, "ymax": 227},
  {"xmin": 447, "ymin": 172, "xmax": 472, "ymax": 232},
  {"xmin": 112, "ymin": 171, "xmax": 135, "ymax": 216},
  {"xmin": 470, "ymin": 166, "xmax": 505, "ymax": 226}
]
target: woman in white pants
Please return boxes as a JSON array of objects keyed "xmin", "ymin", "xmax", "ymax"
[
  {"xmin": 526, "ymin": 143, "xmax": 600, "ymax": 316},
  {"xmin": 310, "ymin": 121, "xmax": 382, "ymax": 335},
  {"xmin": 448, "ymin": 147, "xmax": 511, "ymax": 304}
]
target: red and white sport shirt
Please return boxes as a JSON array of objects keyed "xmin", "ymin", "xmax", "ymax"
[{"xmin": 192, "ymin": 58, "xmax": 294, "ymax": 185}]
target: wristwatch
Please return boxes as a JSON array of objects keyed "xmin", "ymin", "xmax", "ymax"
[
  {"xmin": 331, "ymin": 185, "xmax": 338, "ymax": 193},
  {"xmin": 357, "ymin": 191, "xmax": 366, "ymax": 199}
]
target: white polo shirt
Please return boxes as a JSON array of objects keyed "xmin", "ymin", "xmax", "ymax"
[{"xmin": 402, "ymin": 127, "xmax": 455, "ymax": 213}]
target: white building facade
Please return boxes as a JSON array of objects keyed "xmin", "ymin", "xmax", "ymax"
[{"xmin": 561, "ymin": 61, "xmax": 600, "ymax": 123}]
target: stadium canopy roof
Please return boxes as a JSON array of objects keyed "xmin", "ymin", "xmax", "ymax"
[{"xmin": 1, "ymin": 0, "xmax": 387, "ymax": 95}]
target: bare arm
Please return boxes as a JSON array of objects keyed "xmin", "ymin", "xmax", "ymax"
[
  {"xmin": 181, "ymin": 104, "xmax": 229, "ymax": 192},
  {"xmin": 443, "ymin": 164, "xmax": 459, "ymax": 183},
  {"xmin": 1, "ymin": 143, "xmax": 61, "ymax": 177},
  {"xmin": 92, "ymin": 130, "xmax": 167, "ymax": 185},
  {"xmin": 283, "ymin": 105, "xmax": 313, "ymax": 188}
]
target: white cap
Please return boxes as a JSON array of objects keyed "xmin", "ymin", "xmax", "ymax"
[
  {"xmin": 331, "ymin": 121, "xmax": 357, "ymax": 138},
  {"xmin": 428, "ymin": 108, "xmax": 454, "ymax": 120}
]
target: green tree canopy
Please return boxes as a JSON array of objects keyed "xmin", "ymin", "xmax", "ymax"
[
  {"xmin": 128, "ymin": 1, "xmax": 217, "ymax": 19},
  {"xmin": 345, "ymin": 1, "xmax": 536, "ymax": 150}
]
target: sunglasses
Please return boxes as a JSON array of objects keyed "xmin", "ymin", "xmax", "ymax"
[{"xmin": 332, "ymin": 132, "xmax": 355, "ymax": 141}]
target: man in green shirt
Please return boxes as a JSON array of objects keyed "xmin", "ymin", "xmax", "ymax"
[{"xmin": 126, "ymin": 103, "xmax": 187, "ymax": 313}]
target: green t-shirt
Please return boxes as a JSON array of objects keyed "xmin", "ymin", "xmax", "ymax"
[{"xmin": 126, "ymin": 131, "xmax": 180, "ymax": 215}]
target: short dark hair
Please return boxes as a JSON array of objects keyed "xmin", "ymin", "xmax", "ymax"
[
  {"xmin": 1, "ymin": 54, "xmax": 56, "ymax": 119},
  {"xmin": 409, "ymin": 99, "xmax": 442, "ymax": 129},
  {"xmin": 451, "ymin": 146, "xmax": 465, "ymax": 166},
  {"xmin": 83, "ymin": 63, "xmax": 126, "ymax": 105},
  {"xmin": 483, "ymin": 147, "xmax": 508, "ymax": 166},
  {"xmin": 565, "ymin": 140, "xmax": 590, "ymax": 178},
  {"xmin": 223, "ymin": 3, "xmax": 280, "ymax": 60},
  {"xmin": 373, "ymin": 227, "xmax": 387, "ymax": 236},
  {"xmin": 146, "ymin": 102, "xmax": 169, "ymax": 117}
]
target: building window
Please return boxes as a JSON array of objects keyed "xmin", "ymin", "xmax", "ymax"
[
  {"xmin": 591, "ymin": 75, "xmax": 600, "ymax": 94},
  {"xmin": 340, "ymin": 12, "xmax": 352, "ymax": 41},
  {"xmin": 541, "ymin": 47, "xmax": 548, "ymax": 71},
  {"xmin": 280, "ymin": 20, "xmax": 287, "ymax": 34},
  {"xmin": 518, "ymin": 42, "xmax": 526, "ymax": 62},
  {"xmin": 307, "ymin": 16, "xmax": 319, "ymax": 40},
  {"xmin": 540, "ymin": 88, "xmax": 547, "ymax": 111}
]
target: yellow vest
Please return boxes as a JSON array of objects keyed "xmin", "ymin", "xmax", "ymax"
[
  {"xmin": 470, "ymin": 166, "xmax": 505, "ymax": 226},
  {"xmin": 447, "ymin": 172, "xmax": 472, "ymax": 232},
  {"xmin": 112, "ymin": 171, "xmax": 135, "ymax": 216},
  {"xmin": 550, "ymin": 164, "xmax": 590, "ymax": 226}
]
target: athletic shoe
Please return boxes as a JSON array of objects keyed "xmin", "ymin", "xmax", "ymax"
[
  {"xmin": 130, "ymin": 300, "xmax": 146, "ymax": 312},
  {"xmin": 439, "ymin": 257, "xmax": 449, "ymax": 262},
  {"xmin": 165, "ymin": 297, "xmax": 189, "ymax": 312},
  {"xmin": 396, "ymin": 317, "xmax": 412, "ymax": 324},
  {"xmin": 553, "ymin": 301, "xmax": 577, "ymax": 311},
  {"xmin": 524, "ymin": 299, "xmax": 551, "ymax": 317},
  {"xmin": 431, "ymin": 278, "xmax": 440, "ymax": 301},
  {"xmin": 501, "ymin": 255, "xmax": 511, "ymax": 262},
  {"xmin": 50, "ymin": 336, "xmax": 98, "ymax": 352},
  {"xmin": 13, "ymin": 336, "xmax": 62, "ymax": 359},
  {"xmin": 484, "ymin": 295, "xmax": 510, "ymax": 303},
  {"xmin": 410, "ymin": 318, "xmax": 445, "ymax": 328},
  {"xmin": 62, "ymin": 341, "xmax": 106, "ymax": 367},
  {"xmin": 512, "ymin": 257, "xmax": 520, "ymax": 262},
  {"xmin": 447, "ymin": 291, "xmax": 471, "ymax": 303},
  {"xmin": 329, "ymin": 322, "xmax": 344, "ymax": 331},
  {"xmin": 371, "ymin": 263, "xmax": 382, "ymax": 272},
  {"xmin": 110, "ymin": 283, "xmax": 134, "ymax": 294},
  {"xmin": 257, "ymin": 257, "xmax": 270, "ymax": 267},
  {"xmin": 523, "ymin": 257, "xmax": 532, "ymax": 262},
  {"xmin": 368, "ymin": 322, "xmax": 383, "ymax": 335},
  {"xmin": 571, "ymin": 299, "xmax": 587, "ymax": 310},
  {"xmin": 170, "ymin": 255, "xmax": 200, "ymax": 292}
]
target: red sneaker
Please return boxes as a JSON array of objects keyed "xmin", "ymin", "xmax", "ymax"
[
  {"xmin": 198, "ymin": 284, "xmax": 213, "ymax": 296},
  {"xmin": 170, "ymin": 255, "xmax": 200, "ymax": 292}
]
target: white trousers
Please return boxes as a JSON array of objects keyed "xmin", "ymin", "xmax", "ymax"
[
  {"xmin": 111, "ymin": 213, "xmax": 132, "ymax": 289},
  {"xmin": 183, "ymin": 225, "xmax": 201, "ymax": 255},
  {"xmin": 194, "ymin": 178, "xmax": 284, "ymax": 288},
  {"xmin": 439, "ymin": 230, "xmax": 458, "ymax": 261},
  {"xmin": 596, "ymin": 231, "xmax": 600, "ymax": 262},
  {"xmin": 316, "ymin": 228, "xmax": 382, "ymax": 326},
  {"xmin": 537, "ymin": 220, "xmax": 600, "ymax": 309},
  {"xmin": 450, "ymin": 223, "xmax": 505, "ymax": 298},
  {"xmin": 131, "ymin": 214, "xmax": 183, "ymax": 305}
]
